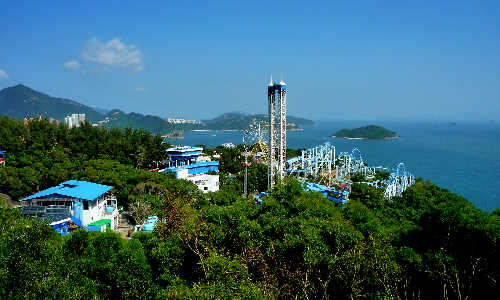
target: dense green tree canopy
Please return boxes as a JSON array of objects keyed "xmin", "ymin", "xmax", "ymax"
[
  {"xmin": 333, "ymin": 125, "xmax": 398, "ymax": 140},
  {"xmin": 1, "ymin": 115, "xmax": 499, "ymax": 300}
]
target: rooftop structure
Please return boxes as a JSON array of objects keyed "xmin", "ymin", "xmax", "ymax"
[
  {"xmin": 20, "ymin": 180, "xmax": 119, "ymax": 232},
  {"xmin": 22, "ymin": 180, "xmax": 112, "ymax": 202},
  {"xmin": 19, "ymin": 205, "xmax": 72, "ymax": 235},
  {"xmin": 166, "ymin": 146, "xmax": 203, "ymax": 167},
  {"xmin": 162, "ymin": 146, "xmax": 220, "ymax": 193}
]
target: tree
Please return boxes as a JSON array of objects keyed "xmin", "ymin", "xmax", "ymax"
[
  {"xmin": 351, "ymin": 172, "xmax": 366, "ymax": 183},
  {"xmin": 129, "ymin": 197, "xmax": 154, "ymax": 225}
]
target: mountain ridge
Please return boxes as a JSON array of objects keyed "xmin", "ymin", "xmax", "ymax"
[
  {"xmin": 0, "ymin": 84, "xmax": 315, "ymax": 134},
  {"xmin": 0, "ymin": 84, "xmax": 103, "ymax": 123}
]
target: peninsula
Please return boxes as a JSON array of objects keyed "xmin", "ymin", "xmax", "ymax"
[{"xmin": 331, "ymin": 125, "xmax": 399, "ymax": 140}]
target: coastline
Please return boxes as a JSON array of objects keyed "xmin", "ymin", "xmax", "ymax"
[
  {"xmin": 161, "ymin": 131, "xmax": 184, "ymax": 139},
  {"xmin": 164, "ymin": 127, "xmax": 304, "ymax": 139},
  {"xmin": 185, "ymin": 128, "xmax": 303, "ymax": 133}
]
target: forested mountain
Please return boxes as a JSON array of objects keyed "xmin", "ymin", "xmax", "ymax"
[
  {"xmin": 0, "ymin": 84, "xmax": 103, "ymax": 123},
  {"xmin": 103, "ymin": 109, "xmax": 172, "ymax": 135},
  {"xmin": 202, "ymin": 112, "xmax": 315, "ymax": 130},
  {"xmin": 0, "ymin": 115, "xmax": 499, "ymax": 299},
  {"xmin": 92, "ymin": 107, "xmax": 110, "ymax": 115},
  {"xmin": 333, "ymin": 125, "xmax": 398, "ymax": 139},
  {"xmin": 0, "ymin": 85, "xmax": 315, "ymax": 134},
  {"xmin": 204, "ymin": 111, "xmax": 250, "ymax": 122},
  {"xmin": 203, "ymin": 111, "xmax": 315, "ymax": 126}
]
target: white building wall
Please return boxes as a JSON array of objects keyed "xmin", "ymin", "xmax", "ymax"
[
  {"xmin": 80, "ymin": 194, "xmax": 118, "ymax": 227},
  {"xmin": 64, "ymin": 113, "xmax": 86, "ymax": 128},
  {"xmin": 177, "ymin": 172, "xmax": 219, "ymax": 193},
  {"xmin": 72, "ymin": 114, "xmax": 79, "ymax": 127}
]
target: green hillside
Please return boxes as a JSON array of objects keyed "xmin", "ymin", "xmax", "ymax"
[
  {"xmin": 0, "ymin": 84, "xmax": 103, "ymax": 123},
  {"xmin": 201, "ymin": 113, "xmax": 315, "ymax": 130},
  {"xmin": 103, "ymin": 110, "xmax": 172, "ymax": 134},
  {"xmin": 332, "ymin": 125, "xmax": 398, "ymax": 139},
  {"xmin": 0, "ymin": 115, "xmax": 498, "ymax": 299},
  {"xmin": 0, "ymin": 85, "xmax": 315, "ymax": 134}
]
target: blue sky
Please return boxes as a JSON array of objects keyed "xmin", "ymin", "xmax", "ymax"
[{"xmin": 1, "ymin": 1, "xmax": 499, "ymax": 121}]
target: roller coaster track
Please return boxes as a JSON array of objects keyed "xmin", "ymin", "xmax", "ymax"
[
  {"xmin": 286, "ymin": 143, "xmax": 414, "ymax": 199},
  {"xmin": 336, "ymin": 148, "xmax": 373, "ymax": 180},
  {"xmin": 383, "ymin": 163, "xmax": 415, "ymax": 198},
  {"xmin": 286, "ymin": 142, "xmax": 335, "ymax": 178}
]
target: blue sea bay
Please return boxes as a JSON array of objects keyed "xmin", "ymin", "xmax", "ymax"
[{"xmin": 165, "ymin": 120, "xmax": 500, "ymax": 212}]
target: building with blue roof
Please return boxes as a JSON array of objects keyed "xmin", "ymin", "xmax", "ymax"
[
  {"xmin": 161, "ymin": 146, "xmax": 220, "ymax": 193},
  {"xmin": 20, "ymin": 180, "xmax": 119, "ymax": 231},
  {"xmin": 19, "ymin": 205, "xmax": 72, "ymax": 235},
  {"xmin": 166, "ymin": 146, "xmax": 204, "ymax": 167}
]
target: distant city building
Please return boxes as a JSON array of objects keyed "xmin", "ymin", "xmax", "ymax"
[
  {"xmin": 64, "ymin": 113, "xmax": 85, "ymax": 128},
  {"xmin": 48, "ymin": 118, "xmax": 60, "ymax": 125},
  {"xmin": 24, "ymin": 116, "xmax": 42, "ymax": 125},
  {"xmin": 94, "ymin": 117, "xmax": 110, "ymax": 127},
  {"xmin": 166, "ymin": 118, "xmax": 202, "ymax": 124}
]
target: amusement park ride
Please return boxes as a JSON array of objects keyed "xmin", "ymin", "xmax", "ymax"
[
  {"xmin": 242, "ymin": 79, "xmax": 415, "ymax": 205},
  {"xmin": 267, "ymin": 77, "xmax": 287, "ymax": 188}
]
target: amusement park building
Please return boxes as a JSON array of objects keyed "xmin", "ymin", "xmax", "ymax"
[
  {"xmin": 20, "ymin": 180, "xmax": 119, "ymax": 232},
  {"xmin": 162, "ymin": 146, "xmax": 220, "ymax": 193},
  {"xmin": 19, "ymin": 205, "xmax": 72, "ymax": 235}
]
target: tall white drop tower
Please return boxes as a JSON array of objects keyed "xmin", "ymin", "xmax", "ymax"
[{"xmin": 267, "ymin": 78, "xmax": 286, "ymax": 189}]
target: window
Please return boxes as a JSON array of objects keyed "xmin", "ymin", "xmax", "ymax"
[{"xmin": 83, "ymin": 201, "xmax": 89, "ymax": 210}]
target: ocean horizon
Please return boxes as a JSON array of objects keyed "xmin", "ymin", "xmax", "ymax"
[{"xmin": 165, "ymin": 119, "xmax": 500, "ymax": 213}]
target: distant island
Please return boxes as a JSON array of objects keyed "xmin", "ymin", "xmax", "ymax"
[{"xmin": 331, "ymin": 125, "xmax": 399, "ymax": 140}]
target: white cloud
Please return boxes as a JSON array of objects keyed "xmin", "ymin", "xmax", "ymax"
[
  {"xmin": 82, "ymin": 37, "xmax": 144, "ymax": 72},
  {"xmin": 135, "ymin": 86, "xmax": 149, "ymax": 92},
  {"xmin": 64, "ymin": 59, "xmax": 80, "ymax": 69},
  {"xmin": 0, "ymin": 69, "xmax": 10, "ymax": 80}
]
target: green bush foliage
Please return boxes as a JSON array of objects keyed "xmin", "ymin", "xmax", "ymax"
[
  {"xmin": 333, "ymin": 125, "xmax": 397, "ymax": 139},
  {"xmin": 1, "ymin": 115, "xmax": 499, "ymax": 299}
]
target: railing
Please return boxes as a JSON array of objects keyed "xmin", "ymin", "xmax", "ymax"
[{"xmin": 102, "ymin": 196, "xmax": 118, "ymax": 216}]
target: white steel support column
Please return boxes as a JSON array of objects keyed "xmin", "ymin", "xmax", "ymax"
[
  {"xmin": 278, "ymin": 81, "xmax": 286, "ymax": 183},
  {"xmin": 268, "ymin": 78, "xmax": 286, "ymax": 189},
  {"xmin": 268, "ymin": 86, "xmax": 276, "ymax": 189}
]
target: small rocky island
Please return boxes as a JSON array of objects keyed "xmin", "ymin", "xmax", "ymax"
[{"xmin": 331, "ymin": 125, "xmax": 399, "ymax": 140}]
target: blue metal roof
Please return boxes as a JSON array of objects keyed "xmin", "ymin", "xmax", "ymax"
[
  {"xmin": 21, "ymin": 180, "xmax": 113, "ymax": 201},
  {"xmin": 304, "ymin": 182, "xmax": 329, "ymax": 192},
  {"xmin": 161, "ymin": 161, "xmax": 219, "ymax": 175}
]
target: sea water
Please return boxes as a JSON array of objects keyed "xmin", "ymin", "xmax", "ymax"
[{"xmin": 165, "ymin": 120, "xmax": 500, "ymax": 212}]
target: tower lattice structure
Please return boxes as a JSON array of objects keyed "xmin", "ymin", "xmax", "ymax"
[{"xmin": 267, "ymin": 78, "xmax": 286, "ymax": 189}]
